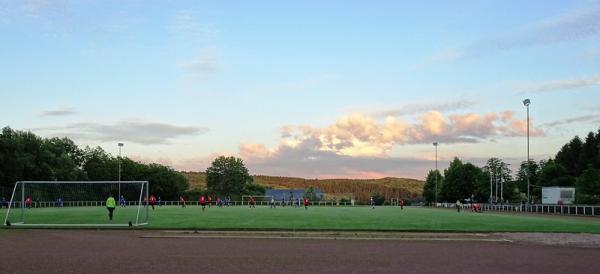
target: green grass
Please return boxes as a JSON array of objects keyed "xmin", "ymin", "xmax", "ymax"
[{"xmin": 1, "ymin": 206, "xmax": 600, "ymax": 233}]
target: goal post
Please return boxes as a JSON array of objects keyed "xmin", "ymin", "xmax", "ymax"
[
  {"xmin": 4, "ymin": 181, "xmax": 149, "ymax": 227},
  {"xmin": 241, "ymin": 195, "xmax": 274, "ymax": 206}
]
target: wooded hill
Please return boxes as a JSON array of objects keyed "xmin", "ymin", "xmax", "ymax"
[{"xmin": 181, "ymin": 171, "xmax": 424, "ymax": 202}]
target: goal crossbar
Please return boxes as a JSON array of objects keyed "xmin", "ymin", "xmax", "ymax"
[{"xmin": 4, "ymin": 181, "xmax": 149, "ymax": 227}]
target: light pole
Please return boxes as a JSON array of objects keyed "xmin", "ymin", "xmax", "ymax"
[
  {"xmin": 433, "ymin": 142, "xmax": 439, "ymax": 204},
  {"xmin": 118, "ymin": 142, "xmax": 124, "ymax": 199},
  {"xmin": 523, "ymin": 99, "xmax": 530, "ymax": 204},
  {"xmin": 489, "ymin": 168, "xmax": 493, "ymax": 204},
  {"xmin": 500, "ymin": 174, "xmax": 503, "ymax": 203}
]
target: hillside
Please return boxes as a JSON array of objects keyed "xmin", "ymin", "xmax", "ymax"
[{"xmin": 180, "ymin": 171, "xmax": 424, "ymax": 202}]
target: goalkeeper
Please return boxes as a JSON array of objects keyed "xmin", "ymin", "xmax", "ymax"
[{"xmin": 106, "ymin": 194, "xmax": 117, "ymax": 221}]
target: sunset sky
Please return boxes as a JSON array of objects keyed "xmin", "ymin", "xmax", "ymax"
[{"xmin": 2, "ymin": 0, "xmax": 600, "ymax": 179}]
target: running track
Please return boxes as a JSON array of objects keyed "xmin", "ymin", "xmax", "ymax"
[{"xmin": 1, "ymin": 230, "xmax": 598, "ymax": 273}]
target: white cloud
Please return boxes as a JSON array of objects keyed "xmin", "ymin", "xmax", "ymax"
[
  {"xmin": 40, "ymin": 106, "xmax": 77, "ymax": 116},
  {"xmin": 417, "ymin": 4, "xmax": 600, "ymax": 66},
  {"xmin": 277, "ymin": 111, "xmax": 542, "ymax": 157},
  {"xmin": 33, "ymin": 120, "xmax": 209, "ymax": 145},
  {"xmin": 178, "ymin": 47, "xmax": 223, "ymax": 77},
  {"xmin": 168, "ymin": 11, "xmax": 218, "ymax": 38},
  {"xmin": 540, "ymin": 114, "xmax": 600, "ymax": 128},
  {"xmin": 518, "ymin": 75, "xmax": 600, "ymax": 93},
  {"xmin": 371, "ymin": 99, "xmax": 475, "ymax": 117}
]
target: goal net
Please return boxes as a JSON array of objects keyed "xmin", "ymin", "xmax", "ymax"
[
  {"xmin": 3, "ymin": 181, "xmax": 149, "ymax": 227},
  {"xmin": 241, "ymin": 195, "xmax": 274, "ymax": 206}
]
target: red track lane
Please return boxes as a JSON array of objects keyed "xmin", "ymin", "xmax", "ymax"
[{"xmin": 1, "ymin": 230, "xmax": 599, "ymax": 274}]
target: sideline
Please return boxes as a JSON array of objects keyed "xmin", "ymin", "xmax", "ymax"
[{"xmin": 140, "ymin": 230, "xmax": 514, "ymax": 242}]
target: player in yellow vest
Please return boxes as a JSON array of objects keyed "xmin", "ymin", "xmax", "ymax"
[{"xmin": 106, "ymin": 194, "xmax": 117, "ymax": 221}]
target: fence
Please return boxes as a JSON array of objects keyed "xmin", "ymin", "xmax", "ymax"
[
  {"xmin": 0, "ymin": 200, "xmax": 354, "ymax": 208},
  {"xmin": 434, "ymin": 202, "xmax": 600, "ymax": 217}
]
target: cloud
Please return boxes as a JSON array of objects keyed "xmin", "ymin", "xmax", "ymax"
[
  {"xmin": 517, "ymin": 75, "xmax": 600, "ymax": 93},
  {"xmin": 237, "ymin": 110, "xmax": 543, "ymax": 178},
  {"xmin": 269, "ymin": 74, "xmax": 338, "ymax": 93},
  {"xmin": 371, "ymin": 99, "xmax": 475, "ymax": 117},
  {"xmin": 40, "ymin": 106, "xmax": 77, "ymax": 116},
  {"xmin": 417, "ymin": 4, "xmax": 600, "ymax": 66},
  {"xmin": 168, "ymin": 11, "xmax": 218, "ymax": 38},
  {"xmin": 241, "ymin": 137, "xmax": 431, "ymax": 179},
  {"xmin": 277, "ymin": 111, "xmax": 543, "ymax": 157},
  {"xmin": 33, "ymin": 120, "xmax": 209, "ymax": 144},
  {"xmin": 540, "ymin": 114, "xmax": 600, "ymax": 128},
  {"xmin": 178, "ymin": 47, "xmax": 223, "ymax": 77}
]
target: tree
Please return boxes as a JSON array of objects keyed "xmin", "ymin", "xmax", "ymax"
[
  {"xmin": 305, "ymin": 186, "xmax": 318, "ymax": 201},
  {"xmin": 538, "ymin": 159, "xmax": 575, "ymax": 187},
  {"xmin": 206, "ymin": 156, "xmax": 254, "ymax": 197},
  {"xmin": 440, "ymin": 158, "xmax": 482, "ymax": 202},
  {"xmin": 371, "ymin": 192, "xmax": 385, "ymax": 205},
  {"xmin": 515, "ymin": 160, "xmax": 541, "ymax": 198},
  {"xmin": 423, "ymin": 169, "xmax": 443, "ymax": 203},
  {"xmin": 580, "ymin": 131, "xmax": 600, "ymax": 170},
  {"xmin": 555, "ymin": 136, "xmax": 584, "ymax": 177},
  {"xmin": 576, "ymin": 168, "xmax": 600, "ymax": 204},
  {"xmin": 482, "ymin": 158, "xmax": 516, "ymax": 203},
  {"xmin": 0, "ymin": 127, "xmax": 190, "ymax": 200}
]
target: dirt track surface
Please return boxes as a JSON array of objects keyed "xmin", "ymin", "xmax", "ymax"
[{"xmin": 1, "ymin": 230, "xmax": 599, "ymax": 274}]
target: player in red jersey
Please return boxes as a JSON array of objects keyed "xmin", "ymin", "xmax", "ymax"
[
  {"xmin": 149, "ymin": 195, "xmax": 156, "ymax": 210},
  {"xmin": 400, "ymin": 199, "xmax": 405, "ymax": 210},
  {"xmin": 25, "ymin": 196, "xmax": 32, "ymax": 208},
  {"xmin": 303, "ymin": 197, "xmax": 309, "ymax": 210},
  {"xmin": 200, "ymin": 195, "xmax": 206, "ymax": 211},
  {"xmin": 207, "ymin": 196, "xmax": 212, "ymax": 208},
  {"xmin": 249, "ymin": 196, "xmax": 255, "ymax": 208},
  {"xmin": 179, "ymin": 195, "xmax": 186, "ymax": 208}
]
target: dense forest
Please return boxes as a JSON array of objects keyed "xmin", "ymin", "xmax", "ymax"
[
  {"xmin": 0, "ymin": 127, "xmax": 188, "ymax": 200},
  {"xmin": 183, "ymin": 172, "xmax": 424, "ymax": 202},
  {"xmin": 423, "ymin": 128, "xmax": 600, "ymax": 204}
]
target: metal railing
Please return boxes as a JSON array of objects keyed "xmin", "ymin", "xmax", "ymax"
[
  {"xmin": 0, "ymin": 200, "xmax": 355, "ymax": 209},
  {"xmin": 434, "ymin": 202, "xmax": 599, "ymax": 217}
]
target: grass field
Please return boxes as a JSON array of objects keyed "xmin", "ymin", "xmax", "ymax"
[{"xmin": 2, "ymin": 206, "xmax": 600, "ymax": 233}]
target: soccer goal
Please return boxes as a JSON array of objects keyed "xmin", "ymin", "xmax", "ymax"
[
  {"xmin": 241, "ymin": 195, "xmax": 274, "ymax": 206},
  {"xmin": 3, "ymin": 181, "xmax": 149, "ymax": 227}
]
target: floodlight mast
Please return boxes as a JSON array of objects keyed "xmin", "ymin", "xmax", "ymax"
[
  {"xmin": 523, "ymin": 99, "xmax": 530, "ymax": 204},
  {"xmin": 118, "ymin": 142, "xmax": 124, "ymax": 200},
  {"xmin": 433, "ymin": 142, "xmax": 439, "ymax": 204}
]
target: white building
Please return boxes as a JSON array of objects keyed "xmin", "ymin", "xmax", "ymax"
[{"xmin": 541, "ymin": 187, "xmax": 575, "ymax": 204}]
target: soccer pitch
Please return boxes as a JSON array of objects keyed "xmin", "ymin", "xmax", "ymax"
[{"xmin": 2, "ymin": 206, "xmax": 600, "ymax": 233}]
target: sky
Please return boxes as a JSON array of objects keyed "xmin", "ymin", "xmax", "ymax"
[{"xmin": 1, "ymin": 0, "xmax": 600, "ymax": 179}]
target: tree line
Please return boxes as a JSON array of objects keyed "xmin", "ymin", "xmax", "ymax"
[
  {"xmin": 0, "ymin": 127, "xmax": 188, "ymax": 200},
  {"xmin": 423, "ymin": 128, "xmax": 600, "ymax": 204}
]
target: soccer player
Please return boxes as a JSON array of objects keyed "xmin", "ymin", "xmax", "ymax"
[
  {"xmin": 303, "ymin": 197, "xmax": 309, "ymax": 210},
  {"xmin": 149, "ymin": 194, "xmax": 156, "ymax": 210},
  {"xmin": 249, "ymin": 196, "xmax": 255, "ymax": 208},
  {"xmin": 399, "ymin": 199, "xmax": 405, "ymax": 210},
  {"xmin": 207, "ymin": 196, "xmax": 212, "ymax": 208},
  {"xmin": 370, "ymin": 196, "xmax": 375, "ymax": 209},
  {"xmin": 281, "ymin": 197, "xmax": 286, "ymax": 207},
  {"xmin": 25, "ymin": 196, "xmax": 32, "ymax": 209},
  {"xmin": 158, "ymin": 196, "xmax": 162, "ymax": 207},
  {"xmin": 56, "ymin": 197, "xmax": 63, "ymax": 208},
  {"xmin": 106, "ymin": 194, "xmax": 116, "ymax": 221},
  {"xmin": 119, "ymin": 195, "xmax": 126, "ymax": 207},
  {"xmin": 1, "ymin": 197, "xmax": 6, "ymax": 208},
  {"xmin": 179, "ymin": 195, "xmax": 186, "ymax": 208},
  {"xmin": 270, "ymin": 197, "xmax": 275, "ymax": 208},
  {"xmin": 200, "ymin": 195, "xmax": 206, "ymax": 211}
]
